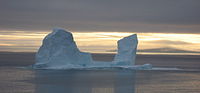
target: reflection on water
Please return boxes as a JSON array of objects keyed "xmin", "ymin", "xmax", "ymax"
[
  {"xmin": 0, "ymin": 67, "xmax": 200, "ymax": 93},
  {"xmin": 34, "ymin": 70, "xmax": 136, "ymax": 93}
]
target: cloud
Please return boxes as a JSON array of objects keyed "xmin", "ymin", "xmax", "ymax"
[
  {"xmin": 0, "ymin": 0, "xmax": 200, "ymax": 33},
  {"xmin": 137, "ymin": 47, "xmax": 200, "ymax": 53},
  {"xmin": 146, "ymin": 40, "xmax": 190, "ymax": 45},
  {"xmin": 107, "ymin": 47, "xmax": 200, "ymax": 53}
]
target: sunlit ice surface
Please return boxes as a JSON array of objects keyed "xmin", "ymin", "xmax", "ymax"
[{"xmin": 0, "ymin": 30, "xmax": 200, "ymax": 55}]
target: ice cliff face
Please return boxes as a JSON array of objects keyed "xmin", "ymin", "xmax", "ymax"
[
  {"xmin": 113, "ymin": 34, "xmax": 138, "ymax": 65},
  {"xmin": 33, "ymin": 28, "xmax": 142, "ymax": 69},
  {"xmin": 34, "ymin": 28, "xmax": 92, "ymax": 68}
]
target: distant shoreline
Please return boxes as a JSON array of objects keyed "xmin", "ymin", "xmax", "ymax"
[{"xmin": 1, "ymin": 51, "xmax": 200, "ymax": 56}]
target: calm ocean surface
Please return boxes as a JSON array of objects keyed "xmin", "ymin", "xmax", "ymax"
[
  {"xmin": 0, "ymin": 53, "xmax": 200, "ymax": 93},
  {"xmin": 0, "ymin": 67, "xmax": 200, "ymax": 93}
]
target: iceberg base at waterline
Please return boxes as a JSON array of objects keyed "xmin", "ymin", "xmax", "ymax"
[{"xmin": 32, "ymin": 28, "xmax": 152, "ymax": 70}]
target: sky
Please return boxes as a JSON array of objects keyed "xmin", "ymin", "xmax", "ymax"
[
  {"xmin": 0, "ymin": 0, "xmax": 200, "ymax": 33},
  {"xmin": 0, "ymin": 0, "xmax": 200, "ymax": 54}
]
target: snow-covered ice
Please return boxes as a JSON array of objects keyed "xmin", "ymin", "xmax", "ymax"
[
  {"xmin": 113, "ymin": 34, "xmax": 138, "ymax": 66},
  {"xmin": 33, "ymin": 28, "xmax": 92, "ymax": 69},
  {"xmin": 33, "ymin": 28, "xmax": 152, "ymax": 70}
]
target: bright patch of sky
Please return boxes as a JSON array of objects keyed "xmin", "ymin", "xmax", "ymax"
[{"xmin": 1, "ymin": 30, "xmax": 200, "ymax": 55}]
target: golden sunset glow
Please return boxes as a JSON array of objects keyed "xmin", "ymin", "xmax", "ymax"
[{"xmin": 0, "ymin": 30, "xmax": 200, "ymax": 55}]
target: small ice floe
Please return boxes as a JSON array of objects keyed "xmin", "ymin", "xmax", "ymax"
[{"xmin": 151, "ymin": 67, "xmax": 183, "ymax": 71}]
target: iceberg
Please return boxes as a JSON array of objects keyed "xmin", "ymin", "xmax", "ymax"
[
  {"xmin": 33, "ymin": 28, "xmax": 92, "ymax": 69},
  {"xmin": 113, "ymin": 34, "xmax": 138, "ymax": 66},
  {"xmin": 33, "ymin": 28, "xmax": 152, "ymax": 69}
]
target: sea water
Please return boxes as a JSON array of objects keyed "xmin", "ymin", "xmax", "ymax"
[{"xmin": 0, "ymin": 67, "xmax": 200, "ymax": 93}]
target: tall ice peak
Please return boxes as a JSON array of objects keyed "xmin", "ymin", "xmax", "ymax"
[{"xmin": 34, "ymin": 28, "xmax": 92, "ymax": 69}]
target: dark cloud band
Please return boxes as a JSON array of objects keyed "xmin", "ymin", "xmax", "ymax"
[{"xmin": 0, "ymin": 0, "xmax": 200, "ymax": 33}]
